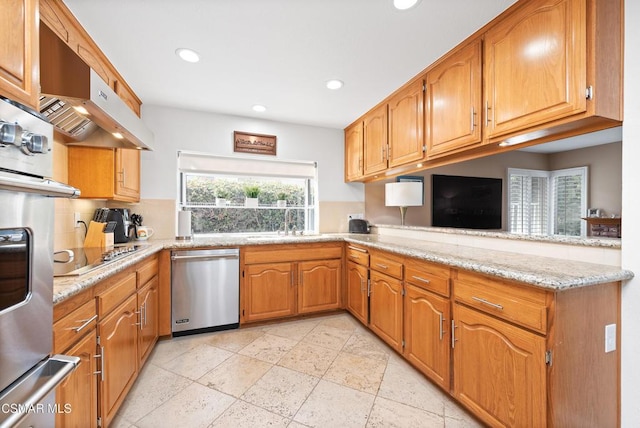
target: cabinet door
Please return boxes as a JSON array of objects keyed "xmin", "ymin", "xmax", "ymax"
[
  {"xmin": 298, "ymin": 259, "xmax": 341, "ymax": 314},
  {"xmin": 114, "ymin": 149, "xmax": 141, "ymax": 201},
  {"xmin": 388, "ymin": 79, "xmax": 424, "ymax": 167},
  {"xmin": 426, "ymin": 40, "xmax": 482, "ymax": 158},
  {"xmin": 346, "ymin": 261, "xmax": 369, "ymax": 325},
  {"xmin": 137, "ymin": 277, "xmax": 159, "ymax": 366},
  {"xmin": 68, "ymin": 146, "xmax": 117, "ymax": 199},
  {"xmin": 56, "ymin": 330, "xmax": 98, "ymax": 428},
  {"xmin": 369, "ymin": 271, "xmax": 403, "ymax": 352},
  {"xmin": 363, "ymin": 103, "xmax": 388, "ymax": 175},
  {"xmin": 344, "ymin": 121, "xmax": 364, "ymax": 182},
  {"xmin": 243, "ymin": 262, "xmax": 296, "ymax": 322},
  {"xmin": 484, "ymin": 0, "xmax": 587, "ymax": 139},
  {"xmin": 0, "ymin": 0, "xmax": 39, "ymax": 109},
  {"xmin": 453, "ymin": 303, "xmax": 546, "ymax": 427},
  {"xmin": 98, "ymin": 294, "xmax": 138, "ymax": 428},
  {"xmin": 404, "ymin": 285, "xmax": 450, "ymax": 389}
]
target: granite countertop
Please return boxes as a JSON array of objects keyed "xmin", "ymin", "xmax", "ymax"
[{"xmin": 53, "ymin": 233, "xmax": 634, "ymax": 304}]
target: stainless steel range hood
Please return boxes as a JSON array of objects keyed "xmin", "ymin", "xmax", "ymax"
[{"xmin": 39, "ymin": 24, "xmax": 153, "ymax": 150}]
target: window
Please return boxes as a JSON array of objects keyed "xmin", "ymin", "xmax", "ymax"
[
  {"xmin": 508, "ymin": 167, "xmax": 587, "ymax": 236},
  {"xmin": 178, "ymin": 152, "xmax": 318, "ymax": 235}
]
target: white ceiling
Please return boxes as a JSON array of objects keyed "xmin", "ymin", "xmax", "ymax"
[{"xmin": 62, "ymin": 0, "xmax": 518, "ymax": 129}]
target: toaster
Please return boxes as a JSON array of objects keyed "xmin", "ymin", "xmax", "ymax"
[{"xmin": 349, "ymin": 219, "xmax": 371, "ymax": 234}]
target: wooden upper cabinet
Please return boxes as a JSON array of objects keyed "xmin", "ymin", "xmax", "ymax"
[
  {"xmin": 344, "ymin": 121, "xmax": 364, "ymax": 182},
  {"xmin": 484, "ymin": 0, "xmax": 587, "ymax": 139},
  {"xmin": 68, "ymin": 146, "xmax": 141, "ymax": 202},
  {"xmin": 0, "ymin": 0, "xmax": 39, "ymax": 109},
  {"xmin": 363, "ymin": 103, "xmax": 388, "ymax": 176},
  {"xmin": 388, "ymin": 79, "xmax": 425, "ymax": 167},
  {"xmin": 426, "ymin": 39, "xmax": 482, "ymax": 158}
]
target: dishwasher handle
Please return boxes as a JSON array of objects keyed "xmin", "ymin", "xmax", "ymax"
[{"xmin": 171, "ymin": 254, "xmax": 239, "ymax": 262}]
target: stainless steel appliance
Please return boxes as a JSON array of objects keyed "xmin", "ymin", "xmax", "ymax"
[
  {"xmin": 53, "ymin": 244, "xmax": 150, "ymax": 277},
  {"xmin": 0, "ymin": 97, "xmax": 80, "ymax": 427},
  {"xmin": 171, "ymin": 248, "xmax": 240, "ymax": 336}
]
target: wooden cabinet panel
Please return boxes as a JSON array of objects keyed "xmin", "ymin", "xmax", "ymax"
[
  {"xmin": 115, "ymin": 148, "xmax": 141, "ymax": 200},
  {"xmin": 369, "ymin": 270, "xmax": 403, "ymax": 352},
  {"xmin": 426, "ymin": 39, "xmax": 482, "ymax": 158},
  {"xmin": 96, "ymin": 272, "xmax": 137, "ymax": 318},
  {"xmin": 344, "ymin": 121, "xmax": 364, "ymax": 182},
  {"xmin": 388, "ymin": 79, "xmax": 425, "ymax": 167},
  {"xmin": 370, "ymin": 252, "xmax": 403, "ymax": 280},
  {"xmin": 453, "ymin": 303, "xmax": 546, "ymax": 427},
  {"xmin": 137, "ymin": 277, "xmax": 159, "ymax": 366},
  {"xmin": 68, "ymin": 146, "xmax": 141, "ymax": 202},
  {"xmin": 346, "ymin": 245, "xmax": 369, "ymax": 266},
  {"xmin": 137, "ymin": 255, "xmax": 158, "ymax": 288},
  {"xmin": 53, "ymin": 298, "xmax": 97, "ymax": 354},
  {"xmin": 243, "ymin": 262, "xmax": 296, "ymax": 322},
  {"xmin": 298, "ymin": 259, "xmax": 341, "ymax": 314},
  {"xmin": 98, "ymin": 294, "xmax": 138, "ymax": 428},
  {"xmin": 404, "ymin": 258, "xmax": 450, "ymax": 298},
  {"xmin": 484, "ymin": 0, "xmax": 587, "ymax": 139},
  {"xmin": 55, "ymin": 330, "xmax": 98, "ymax": 428},
  {"xmin": 454, "ymin": 270, "xmax": 548, "ymax": 334},
  {"xmin": 363, "ymin": 103, "xmax": 388, "ymax": 175},
  {"xmin": 346, "ymin": 261, "xmax": 368, "ymax": 325},
  {"xmin": 404, "ymin": 284, "xmax": 450, "ymax": 389},
  {"xmin": 0, "ymin": 0, "xmax": 39, "ymax": 108}
]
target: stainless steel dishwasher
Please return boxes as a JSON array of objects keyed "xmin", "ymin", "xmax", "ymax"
[{"xmin": 171, "ymin": 248, "xmax": 240, "ymax": 336}]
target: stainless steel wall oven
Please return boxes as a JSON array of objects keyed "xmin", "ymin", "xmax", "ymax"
[{"xmin": 0, "ymin": 97, "xmax": 80, "ymax": 427}]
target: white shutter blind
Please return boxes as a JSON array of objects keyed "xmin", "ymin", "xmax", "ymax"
[
  {"xmin": 551, "ymin": 167, "xmax": 588, "ymax": 236},
  {"xmin": 508, "ymin": 169, "xmax": 548, "ymax": 235},
  {"xmin": 177, "ymin": 151, "xmax": 317, "ymax": 179}
]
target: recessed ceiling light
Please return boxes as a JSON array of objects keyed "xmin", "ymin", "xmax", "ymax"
[
  {"xmin": 175, "ymin": 48, "xmax": 200, "ymax": 63},
  {"xmin": 252, "ymin": 104, "xmax": 267, "ymax": 112},
  {"xmin": 326, "ymin": 79, "xmax": 344, "ymax": 90},
  {"xmin": 393, "ymin": 0, "xmax": 421, "ymax": 10}
]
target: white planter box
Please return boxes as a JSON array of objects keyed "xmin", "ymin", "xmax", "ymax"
[
  {"xmin": 245, "ymin": 197, "xmax": 259, "ymax": 208},
  {"xmin": 216, "ymin": 198, "xmax": 227, "ymax": 207},
  {"xmin": 276, "ymin": 200, "xmax": 287, "ymax": 208}
]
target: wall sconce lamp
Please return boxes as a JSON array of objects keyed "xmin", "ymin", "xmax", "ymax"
[{"xmin": 385, "ymin": 181, "xmax": 424, "ymax": 226}]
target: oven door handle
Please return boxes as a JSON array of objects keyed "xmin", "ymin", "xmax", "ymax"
[
  {"xmin": 0, "ymin": 355, "xmax": 79, "ymax": 428},
  {"xmin": 0, "ymin": 174, "xmax": 80, "ymax": 198}
]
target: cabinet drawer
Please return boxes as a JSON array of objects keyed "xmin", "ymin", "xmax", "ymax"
[
  {"xmin": 346, "ymin": 245, "xmax": 369, "ymax": 266},
  {"xmin": 97, "ymin": 272, "xmax": 137, "ymax": 317},
  {"xmin": 405, "ymin": 259, "xmax": 450, "ymax": 297},
  {"xmin": 53, "ymin": 299, "xmax": 97, "ymax": 354},
  {"xmin": 137, "ymin": 256, "xmax": 158, "ymax": 287},
  {"xmin": 453, "ymin": 271, "xmax": 548, "ymax": 334},
  {"xmin": 370, "ymin": 253, "xmax": 403, "ymax": 279}
]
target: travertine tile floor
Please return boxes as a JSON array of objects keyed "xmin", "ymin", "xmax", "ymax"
[{"xmin": 112, "ymin": 313, "xmax": 481, "ymax": 428}]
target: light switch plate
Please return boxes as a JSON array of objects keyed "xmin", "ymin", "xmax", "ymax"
[{"xmin": 605, "ymin": 323, "xmax": 616, "ymax": 353}]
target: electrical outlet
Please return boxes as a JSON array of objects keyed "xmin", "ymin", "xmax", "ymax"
[
  {"xmin": 605, "ymin": 323, "xmax": 616, "ymax": 353},
  {"xmin": 74, "ymin": 212, "xmax": 81, "ymax": 228},
  {"xmin": 347, "ymin": 213, "xmax": 364, "ymax": 221}
]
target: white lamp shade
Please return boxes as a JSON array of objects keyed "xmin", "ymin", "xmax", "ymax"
[{"xmin": 385, "ymin": 182, "xmax": 423, "ymax": 207}]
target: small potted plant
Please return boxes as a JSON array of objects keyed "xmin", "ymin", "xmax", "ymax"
[
  {"xmin": 216, "ymin": 189, "xmax": 230, "ymax": 207},
  {"xmin": 276, "ymin": 192, "xmax": 287, "ymax": 208},
  {"xmin": 243, "ymin": 185, "xmax": 260, "ymax": 208}
]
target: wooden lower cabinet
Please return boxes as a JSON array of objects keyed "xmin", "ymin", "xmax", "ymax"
[
  {"xmin": 137, "ymin": 276, "xmax": 159, "ymax": 366},
  {"xmin": 369, "ymin": 270, "xmax": 403, "ymax": 352},
  {"xmin": 243, "ymin": 262, "xmax": 296, "ymax": 322},
  {"xmin": 98, "ymin": 293, "xmax": 139, "ymax": 428},
  {"xmin": 403, "ymin": 284, "xmax": 450, "ymax": 389},
  {"xmin": 346, "ymin": 261, "xmax": 369, "ymax": 324},
  {"xmin": 452, "ymin": 302, "xmax": 546, "ymax": 427},
  {"xmin": 55, "ymin": 330, "xmax": 98, "ymax": 428},
  {"xmin": 298, "ymin": 259, "xmax": 341, "ymax": 314}
]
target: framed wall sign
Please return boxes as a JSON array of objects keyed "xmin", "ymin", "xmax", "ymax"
[{"xmin": 233, "ymin": 131, "xmax": 277, "ymax": 156}]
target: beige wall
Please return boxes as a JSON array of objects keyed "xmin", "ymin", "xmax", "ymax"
[{"xmin": 364, "ymin": 143, "xmax": 622, "ymax": 229}]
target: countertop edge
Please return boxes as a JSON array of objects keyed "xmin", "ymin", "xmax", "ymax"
[{"xmin": 53, "ymin": 235, "xmax": 634, "ymax": 304}]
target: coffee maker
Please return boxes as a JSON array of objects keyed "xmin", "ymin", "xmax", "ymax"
[{"xmin": 94, "ymin": 208, "xmax": 134, "ymax": 243}]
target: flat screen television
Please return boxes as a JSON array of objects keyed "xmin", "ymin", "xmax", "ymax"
[{"xmin": 432, "ymin": 174, "xmax": 502, "ymax": 229}]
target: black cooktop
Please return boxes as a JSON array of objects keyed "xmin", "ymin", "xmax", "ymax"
[{"xmin": 53, "ymin": 244, "xmax": 149, "ymax": 277}]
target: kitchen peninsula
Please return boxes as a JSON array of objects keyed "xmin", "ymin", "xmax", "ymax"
[{"xmin": 52, "ymin": 230, "xmax": 632, "ymax": 427}]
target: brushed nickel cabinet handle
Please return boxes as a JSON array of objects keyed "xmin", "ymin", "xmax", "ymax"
[
  {"xmin": 376, "ymin": 263, "xmax": 388, "ymax": 270},
  {"xmin": 93, "ymin": 346, "xmax": 105, "ymax": 381},
  {"xmin": 471, "ymin": 107, "xmax": 476, "ymax": 132},
  {"xmin": 485, "ymin": 101, "xmax": 491, "ymax": 127},
  {"xmin": 451, "ymin": 320, "xmax": 457, "ymax": 348},
  {"xmin": 411, "ymin": 275, "xmax": 430, "ymax": 284},
  {"xmin": 439, "ymin": 313, "xmax": 444, "ymax": 341},
  {"xmin": 72, "ymin": 314, "xmax": 97, "ymax": 333},
  {"xmin": 472, "ymin": 296, "xmax": 504, "ymax": 310},
  {"xmin": 348, "ymin": 246, "xmax": 367, "ymax": 253}
]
